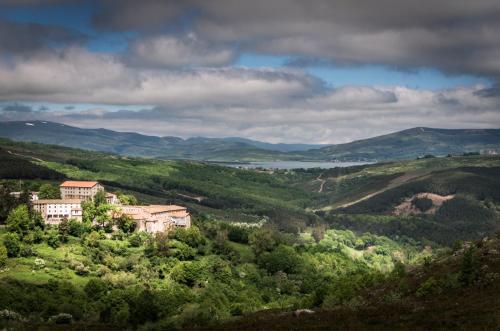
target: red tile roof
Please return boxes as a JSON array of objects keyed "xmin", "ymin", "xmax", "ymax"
[{"xmin": 60, "ymin": 181, "xmax": 99, "ymax": 188}]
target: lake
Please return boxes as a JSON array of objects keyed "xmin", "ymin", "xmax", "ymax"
[{"xmin": 219, "ymin": 161, "xmax": 374, "ymax": 170}]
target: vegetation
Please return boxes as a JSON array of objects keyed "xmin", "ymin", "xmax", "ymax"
[{"xmin": 0, "ymin": 138, "xmax": 499, "ymax": 330}]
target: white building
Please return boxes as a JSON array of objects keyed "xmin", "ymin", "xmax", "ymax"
[
  {"xmin": 32, "ymin": 199, "xmax": 83, "ymax": 225},
  {"xmin": 105, "ymin": 192, "xmax": 121, "ymax": 205},
  {"xmin": 60, "ymin": 181, "xmax": 104, "ymax": 200}
]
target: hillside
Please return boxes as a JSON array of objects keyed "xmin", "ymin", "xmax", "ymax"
[
  {"xmin": 308, "ymin": 127, "xmax": 500, "ymax": 161},
  {"xmin": 0, "ymin": 121, "xmax": 317, "ymax": 161},
  {"xmin": 0, "ymin": 139, "xmax": 499, "ymax": 330},
  {"xmin": 204, "ymin": 234, "xmax": 500, "ymax": 331},
  {"xmin": 1, "ymin": 122, "xmax": 500, "ymax": 162}
]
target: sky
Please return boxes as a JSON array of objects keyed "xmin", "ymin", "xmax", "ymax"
[{"xmin": 0, "ymin": 0, "xmax": 499, "ymax": 144}]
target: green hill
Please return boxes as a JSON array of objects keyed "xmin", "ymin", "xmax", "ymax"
[{"xmin": 308, "ymin": 127, "xmax": 500, "ymax": 161}]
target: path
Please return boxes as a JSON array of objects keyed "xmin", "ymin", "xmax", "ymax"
[{"xmin": 316, "ymin": 172, "xmax": 326, "ymax": 193}]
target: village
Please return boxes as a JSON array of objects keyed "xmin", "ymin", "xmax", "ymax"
[{"xmin": 23, "ymin": 180, "xmax": 191, "ymax": 233}]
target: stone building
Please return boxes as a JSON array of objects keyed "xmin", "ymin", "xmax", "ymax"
[
  {"xmin": 32, "ymin": 199, "xmax": 83, "ymax": 225},
  {"xmin": 60, "ymin": 181, "xmax": 104, "ymax": 200}
]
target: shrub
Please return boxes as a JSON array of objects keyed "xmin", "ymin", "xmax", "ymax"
[
  {"xmin": 412, "ymin": 197, "xmax": 433, "ymax": 212},
  {"xmin": 84, "ymin": 231, "xmax": 101, "ymax": 248},
  {"xmin": 3, "ymin": 233, "xmax": 21, "ymax": 257},
  {"xmin": 19, "ymin": 244, "xmax": 35, "ymax": 257},
  {"xmin": 0, "ymin": 245, "xmax": 7, "ymax": 267},
  {"xmin": 34, "ymin": 258, "xmax": 46, "ymax": 270},
  {"xmin": 48, "ymin": 313, "xmax": 73, "ymax": 324},
  {"xmin": 416, "ymin": 277, "xmax": 442, "ymax": 297},
  {"xmin": 46, "ymin": 230, "xmax": 61, "ymax": 249},
  {"xmin": 128, "ymin": 233, "xmax": 143, "ymax": 247}
]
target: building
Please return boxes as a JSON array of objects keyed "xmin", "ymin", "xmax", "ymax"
[
  {"xmin": 106, "ymin": 192, "xmax": 120, "ymax": 205},
  {"xmin": 60, "ymin": 181, "xmax": 104, "ymax": 200},
  {"xmin": 10, "ymin": 191, "xmax": 39, "ymax": 201},
  {"xmin": 118, "ymin": 204, "xmax": 191, "ymax": 233},
  {"xmin": 32, "ymin": 199, "xmax": 83, "ymax": 225}
]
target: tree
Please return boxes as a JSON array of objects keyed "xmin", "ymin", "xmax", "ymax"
[
  {"xmin": 249, "ymin": 228, "xmax": 277, "ymax": 255},
  {"xmin": 38, "ymin": 183, "xmax": 60, "ymax": 199},
  {"xmin": 94, "ymin": 189, "xmax": 107, "ymax": 207},
  {"xmin": 58, "ymin": 218, "xmax": 70, "ymax": 243},
  {"xmin": 3, "ymin": 233, "xmax": 21, "ymax": 257},
  {"xmin": 117, "ymin": 193, "xmax": 137, "ymax": 206},
  {"xmin": 0, "ymin": 245, "xmax": 7, "ymax": 267},
  {"xmin": 116, "ymin": 214, "xmax": 136, "ymax": 233},
  {"xmin": 0, "ymin": 186, "xmax": 17, "ymax": 223},
  {"xmin": 6, "ymin": 204, "xmax": 31, "ymax": 236},
  {"xmin": 174, "ymin": 226, "xmax": 204, "ymax": 247}
]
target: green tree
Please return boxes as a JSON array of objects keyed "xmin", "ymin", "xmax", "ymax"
[
  {"xmin": 58, "ymin": 218, "xmax": 70, "ymax": 243},
  {"xmin": 116, "ymin": 214, "xmax": 136, "ymax": 233},
  {"xmin": 6, "ymin": 204, "xmax": 31, "ymax": 236},
  {"xmin": 3, "ymin": 233, "xmax": 21, "ymax": 257},
  {"xmin": 38, "ymin": 183, "xmax": 60, "ymax": 199},
  {"xmin": 174, "ymin": 226, "xmax": 204, "ymax": 247},
  {"xmin": 249, "ymin": 228, "xmax": 277, "ymax": 255},
  {"xmin": 0, "ymin": 245, "xmax": 7, "ymax": 267},
  {"xmin": 117, "ymin": 193, "xmax": 137, "ymax": 206},
  {"xmin": 94, "ymin": 189, "xmax": 107, "ymax": 207}
]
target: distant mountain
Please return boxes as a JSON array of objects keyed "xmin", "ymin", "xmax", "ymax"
[
  {"xmin": 1, "ymin": 122, "xmax": 499, "ymax": 161},
  {"xmin": 306, "ymin": 127, "xmax": 500, "ymax": 161},
  {"xmin": 0, "ymin": 121, "xmax": 321, "ymax": 161}
]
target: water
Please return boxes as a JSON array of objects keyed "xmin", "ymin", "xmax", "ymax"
[{"xmin": 220, "ymin": 161, "xmax": 374, "ymax": 170}]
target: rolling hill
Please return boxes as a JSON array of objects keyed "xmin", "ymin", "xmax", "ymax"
[
  {"xmin": 308, "ymin": 127, "xmax": 500, "ymax": 161},
  {"xmin": 1, "ymin": 121, "xmax": 500, "ymax": 161},
  {"xmin": 0, "ymin": 121, "xmax": 320, "ymax": 161}
]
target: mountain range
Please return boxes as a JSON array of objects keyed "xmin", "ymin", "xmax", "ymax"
[{"xmin": 0, "ymin": 121, "xmax": 499, "ymax": 161}]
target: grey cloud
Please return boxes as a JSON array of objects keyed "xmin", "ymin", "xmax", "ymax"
[
  {"xmin": 89, "ymin": 0, "xmax": 500, "ymax": 78},
  {"xmin": 0, "ymin": 20, "xmax": 87, "ymax": 55},
  {"xmin": 2, "ymin": 103, "xmax": 33, "ymax": 113}
]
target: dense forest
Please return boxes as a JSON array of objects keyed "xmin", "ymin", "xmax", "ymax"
[{"xmin": 0, "ymin": 139, "xmax": 499, "ymax": 330}]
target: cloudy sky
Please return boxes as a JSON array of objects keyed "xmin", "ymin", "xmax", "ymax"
[{"xmin": 1, "ymin": 0, "xmax": 500, "ymax": 144}]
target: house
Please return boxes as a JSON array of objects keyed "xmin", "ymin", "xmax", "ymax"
[
  {"xmin": 106, "ymin": 192, "xmax": 120, "ymax": 205},
  {"xmin": 32, "ymin": 199, "xmax": 83, "ymax": 225},
  {"xmin": 118, "ymin": 204, "xmax": 191, "ymax": 233},
  {"xmin": 60, "ymin": 181, "xmax": 104, "ymax": 200}
]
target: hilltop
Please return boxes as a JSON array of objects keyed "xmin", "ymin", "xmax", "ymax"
[
  {"xmin": 307, "ymin": 127, "xmax": 500, "ymax": 161},
  {"xmin": 1, "ymin": 121, "xmax": 499, "ymax": 161}
]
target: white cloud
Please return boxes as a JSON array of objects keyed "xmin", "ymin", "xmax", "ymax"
[{"xmin": 129, "ymin": 33, "xmax": 236, "ymax": 68}]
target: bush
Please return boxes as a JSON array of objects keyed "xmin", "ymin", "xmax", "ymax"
[
  {"xmin": 416, "ymin": 277, "xmax": 442, "ymax": 297},
  {"xmin": 128, "ymin": 233, "xmax": 143, "ymax": 247},
  {"xmin": 19, "ymin": 244, "xmax": 35, "ymax": 257},
  {"xmin": 3, "ymin": 233, "xmax": 21, "ymax": 257},
  {"xmin": 46, "ymin": 230, "xmax": 60, "ymax": 249},
  {"xmin": 0, "ymin": 245, "xmax": 7, "ymax": 267}
]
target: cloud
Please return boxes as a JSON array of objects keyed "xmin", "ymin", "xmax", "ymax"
[
  {"xmin": 128, "ymin": 33, "xmax": 236, "ymax": 68},
  {"xmin": 0, "ymin": 47, "xmax": 323, "ymax": 108},
  {"xmin": 0, "ymin": 19, "xmax": 87, "ymax": 55},
  {"xmin": 89, "ymin": 0, "xmax": 500, "ymax": 78},
  {"xmin": 2, "ymin": 103, "xmax": 33, "ymax": 113}
]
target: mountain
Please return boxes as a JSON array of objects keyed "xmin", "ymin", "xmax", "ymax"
[
  {"xmin": 1, "ymin": 121, "xmax": 500, "ymax": 161},
  {"xmin": 0, "ymin": 121, "xmax": 321, "ymax": 161},
  {"xmin": 307, "ymin": 127, "xmax": 500, "ymax": 161}
]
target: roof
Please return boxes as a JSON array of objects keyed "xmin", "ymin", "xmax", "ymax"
[
  {"xmin": 106, "ymin": 192, "xmax": 117, "ymax": 197},
  {"xmin": 145, "ymin": 205, "xmax": 187, "ymax": 214},
  {"xmin": 60, "ymin": 181, "xmax": 100, "ymax": 188},
  {"xmin": 33, "ymin": 199, "xmax": 82, "ymax": 204}
]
